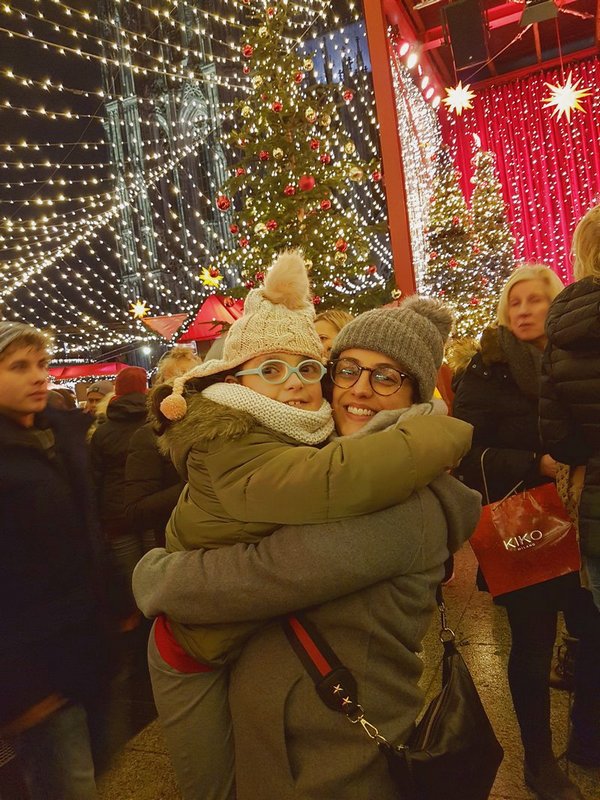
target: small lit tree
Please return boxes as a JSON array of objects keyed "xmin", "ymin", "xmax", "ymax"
[
  {"xmin": 210, "ymin": 3, "xmax": 386, "ymax": 310},
  {"xmin": 467, "ymin": 149, "xmax": 516, "ymax": 333}
]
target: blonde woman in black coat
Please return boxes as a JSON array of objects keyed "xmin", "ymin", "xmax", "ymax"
[{"xmin": 452, "ymin": 264, "xmax": 594, "ymax": 800}]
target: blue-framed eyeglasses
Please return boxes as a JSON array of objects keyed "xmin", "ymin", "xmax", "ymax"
[{"xmin": 235, "ymin": 358, "xmax": 326, "ymax": 385}]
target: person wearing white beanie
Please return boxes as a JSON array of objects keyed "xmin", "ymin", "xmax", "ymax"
[{"xmin": 145, "ymin": 251, "xmax": 474, "ymax": 800}]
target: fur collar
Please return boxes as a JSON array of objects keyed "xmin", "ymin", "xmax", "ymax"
[
  {"xmin": 447, "ymin": 327, "xmax": 507, "ymax": 375},
  {"xmin": 158, "ymin": 393, "xmax": 256, "ymax": 475}
]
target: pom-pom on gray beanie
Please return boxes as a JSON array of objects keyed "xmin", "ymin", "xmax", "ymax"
[{"xmin": 330, "ymin": 296, "xmax": 453, "ymax": 402}]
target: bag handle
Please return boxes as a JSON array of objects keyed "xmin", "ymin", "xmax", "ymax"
[
  {"xmin": 480, "ymin": 447, "xmax": 525, "ymax": 506},
  {"xmin": 282, "ymin": 585, "xmax": 456, "ymax": 744}
]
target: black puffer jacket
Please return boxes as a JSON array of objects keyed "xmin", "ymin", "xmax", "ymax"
[
  {"xmin": 450, "ymin": 327, "xmax": 547, "ymax": 503},
  {"xmin": 540, "ymin": 277, "xmax": 600, "ymax": 558},
  {"xmin": 124, "ymin": 422, "xmax": 183, "ymax": 547},
  {"xmin": 90, "ymin": 392, "xmax": 147, "ymax": 533}
]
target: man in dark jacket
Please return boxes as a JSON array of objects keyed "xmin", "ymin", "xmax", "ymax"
[
  {"xmin": 90, "ymin": 366, "xmax": 148, "ymax": 624},
  {"xmin": 0, "ymin": 321, "xmax": 108, "ymax": 799}
]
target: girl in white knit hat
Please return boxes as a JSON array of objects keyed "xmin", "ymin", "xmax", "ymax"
[{"xmin": 146, "ymin": 251, "xmax": 473, "ymax": 800}]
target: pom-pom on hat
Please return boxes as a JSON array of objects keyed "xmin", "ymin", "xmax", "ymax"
[
  {"xmin": 330, "ymin": 295, "xmax": 453, "ymax": 403},
  {"xmin": 160, "ymin": 251, "xmax": 323, "ymax": 421}
]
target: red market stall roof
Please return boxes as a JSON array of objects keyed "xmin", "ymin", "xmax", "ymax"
[
  {"xmin": 178, "ymin": 295, "xmax": 244, "ymax": 342},
  {"xmin": 49, "ymin": 361, "xmax": 130, "ymax": 380}
]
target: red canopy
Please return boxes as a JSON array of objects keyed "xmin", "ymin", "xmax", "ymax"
[
  {"xmin": 49, "ymin": 361, "xmax": 130, "ymax": 380},
  {"xmin": 178, "ymin": 295, "xmax": 244, "ymax": 342}
]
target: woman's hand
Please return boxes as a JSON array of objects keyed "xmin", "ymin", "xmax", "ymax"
[{"xmin": 539, "ymin": 453, "xmax": 558, "ymax": 480}]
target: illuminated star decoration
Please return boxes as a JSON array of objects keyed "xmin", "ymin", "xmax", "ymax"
[
  {"xmin": 129, "ymin": 299, "xmax": 150, "ymax": 319},
  {"xmin": 442, "ymin": 81, "xmax": 476, "ymax": 116},
  {"xmin": 542, "ymin": 71, "xmax": 592, "ymax": 121},
  {"xmin": 199, "ymin": 267, "xmax": 223, "ymax": 288}
]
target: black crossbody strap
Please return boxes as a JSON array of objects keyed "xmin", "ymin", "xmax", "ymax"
[{"xmin": 283, "ymin": 614, "xmax": 360, "ymax": 715}]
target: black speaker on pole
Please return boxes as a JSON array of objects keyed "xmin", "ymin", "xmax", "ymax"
[{"xmin": 443, "ymin": 0, "xmax": 489, "ymax": 71}]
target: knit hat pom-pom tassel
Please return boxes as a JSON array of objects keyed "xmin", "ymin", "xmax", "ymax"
[
  {"xmin": 262, "ymin": 251, "xmax": 312, "ymax": 311},
  {"xmin": 160, "ymin": 391, "xmax": 188, "ymax": 421}
]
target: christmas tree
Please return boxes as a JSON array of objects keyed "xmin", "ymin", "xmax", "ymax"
[
  {"xmin": 210, "ymin": 3, "xmax": 386, "ymax": 311},
  {"xmin": 423, "ymin": 146, "xmax": 474, "ymax": 330},
  {"xmin": 467, "ymin": 149, "xmax": 516, "ymax": 333}
]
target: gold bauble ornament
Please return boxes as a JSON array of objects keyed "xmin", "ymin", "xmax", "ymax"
[
  {"xmin": 305, "ymin": 107, "xmax": 317, "ymax": 123},
  {"xmin": 349, "ymin": 166, "xmax": 365, "ymax": 182},
  {"xmin": 241, "ymin": 105, "xmax": 252, "ymax": 118},
  {"xmin": 258, "ymin": 26, "xmax": 268, "ymax": 38},
  {"xmin": 303, "ymin": 58, "xmax": 314, "ymax": 71},
  {"xmin": 334, "ymin": 251, "xmax": 348, "ymax": 265},
  {"xmin": 251, "ymin": 75, "xmax": 263, "ymax": 88},
  {"xmin": 304, "ymin": 258, "xmax": 313, "ymax": 272},
  {"xmin": 344, "ymin": 141, "xmax": 356, "ymax": 155},
  {"xmin": 254, "ymin": 222, "xmax": 267, "ymax": 235},
  {"xmin": 272, "ymin": 147, "xmax": 284, "ymax": 160},
  {"xmin": 319, "ymin": 113, "xmax": 331, "ymax": 128}
]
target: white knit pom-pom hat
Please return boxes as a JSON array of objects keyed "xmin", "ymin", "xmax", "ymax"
[{"xmin": 160, "ymin": 251, "xmax": 323, "ymax": 420}]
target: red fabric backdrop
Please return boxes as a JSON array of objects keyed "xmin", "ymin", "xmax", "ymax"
[{"xmin": 440, "ymin": 57, "xmax": 600, "ymax": 284}]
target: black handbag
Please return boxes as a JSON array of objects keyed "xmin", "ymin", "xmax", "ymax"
[{"xmin": 283, "ymin": 586, "xmax": 504, "ymax": 800}]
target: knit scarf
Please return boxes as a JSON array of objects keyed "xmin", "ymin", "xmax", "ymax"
[
  {"xmin": 202, "ymin": 383, "xmax": 334, "ymax": 445},
  {"xmin": 496, "ymin": 325, "xmax": 543, "ymax": 400}
]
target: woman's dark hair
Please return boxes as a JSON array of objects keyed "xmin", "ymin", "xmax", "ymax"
[{"xmin": 150, "ymin": 370, "xmax": 235, "ymax": 435}]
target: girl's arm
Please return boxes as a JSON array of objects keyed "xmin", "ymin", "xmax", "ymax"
[{"xmin": 202, "ymin": 414, "xmax": 472, "ymax": 525}]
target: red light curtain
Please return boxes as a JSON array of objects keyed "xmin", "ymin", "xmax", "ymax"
[{"xmin": 440, "ymin": 57, "xmax": 600, "ymax": 284}]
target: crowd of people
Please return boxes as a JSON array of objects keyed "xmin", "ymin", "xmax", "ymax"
[{"xmin": 1, "ymin": 203, "xmax": 599, "ymax": 800}]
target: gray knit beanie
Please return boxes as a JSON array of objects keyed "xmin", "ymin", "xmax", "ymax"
[
  {"xmin": 0, "ymin": 321, "xmax": 49, "ymax": 357},
  {"xmin": 330, "ymin": 296, "xmax": 453, "ymax": 402}
]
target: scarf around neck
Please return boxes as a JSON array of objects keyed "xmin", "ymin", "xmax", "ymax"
[
  {"xmin": 496, "ymin": 325, "xmax": 543, "ymax": 400},
  {"xmin": 202, "ymin": 382, "xmax": 334, "ymax": 445}
]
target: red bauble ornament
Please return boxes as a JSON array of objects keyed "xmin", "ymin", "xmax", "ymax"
[
  {"xmin": 367, "ymin": 265, "xmax": 377, "ymax": 274},
  {"xmin": 333, "ymin": 278, "xmax": 343, "ymax": 287},
  {"xmin": 309, "ymin": 138, "xmax": 320, "ymax": 151},
  {"xmin": 320, "ymin": 153, "xmax": 332, "ymax": 164},
  {"xmin": 235, "ymin": 167, "xmax": 246, "ymax": 176},
  {"xmin": 343, "ymin": 90, "xmax": 354, "ymax": 102},
  {"xmin": 255, "ymin": 271, "xmax": 265, "ymax": 282},
  {"xmin": 480, "ymin": 276, "xmax": 489, "ymax": 285},
  {"xmin": 271, "ymin": 101, "xmax": 283, "ymax": 112},
  {"xmin": 312, "ymin": 295, "xmax": 322, "ymax": 305},
  {"xmin": 283, "ymin": 184, "xmax": 296, "ymax": 196},
  {"xmin": 371, "ymin": 170, "xmax": 382, "ymax": 182},
  {"xmin": 239, "ymin": 237, "xmax": 250, "ymax": 248},
  {"xmin": 242, "ymin": 65, "xmax": 250, "ymax": 75},
  {"xmin": 335, "ymin": 238, "xmax": 348, "ymax": 253},
  {"xmin": 260, "ymin": 93, "xmax": 268, "ymax": 101},
  {"xmin": 428, "ymin": 251, "xmax": 438, "ymax": 260},
  {"xmin": 452, "ymin": 216, "xmax": 461, "ymax": 226},
  {"xmin": 242, "ymin": 44, "xmax": 253, "ymax": 58},
  {"xmin": 258, "ymin": 150, "xmax": 270, "ymax": 161},
  {"xmin": 245, "ymin": 279, "xmax": 256, "ymax": 289},
  {"xmin": 209, "ymin": 267, "xmax": 220, "ymax": 278},
  {"xmin": 294, "ymin": 72, "xmax": 304, "ymax": 83},
  {"xmin": 266, "ymin": 219, "xmax": 278, "ymax": 231},
  {"xmin": 320, "ymin": 199, "xmax": 332, "ymax": 211},
  {"xmin": 472, "ymin": 245, "xmax": 481, "ymax": 254},
  {"xmin": 229, "ymin": 223, "xmax": 239, "ymax": 234},
  {"xmin": 266, "ymin": 6, "xmax": 275, "ymax": 16},
  {"xmin": 216, "ymin": 195, "xmax": 231, "ymax": 211},
  {"xmin": 448, "ymin": 258, "xmax": 458, "ymax": 268},
  {"xmin": 470, "ymin": 296, "xmax": 480, "ymax": 306},
  {"xmin": 298, "ymin": 175, "xmax": 316, "ymax": 191}
]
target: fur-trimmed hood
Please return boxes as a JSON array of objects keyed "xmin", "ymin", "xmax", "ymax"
[
  {"xmin": 157, "ymin": 393, "xmax": 256, "ymax": 478},
  {"xmin": 446, "ymin": 327, "xmax": 508, "ymax": 377}
]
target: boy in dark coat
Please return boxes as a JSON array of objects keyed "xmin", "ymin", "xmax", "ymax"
[{"xmin": 0, "ymin": 322, "xmax": 108, "ymax": 799}]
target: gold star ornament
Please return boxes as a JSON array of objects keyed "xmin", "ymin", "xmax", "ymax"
[
  {"xmin": 129, "ymin": 299, "xmax": 150, "ymax": 319},
  {"xmin": 199, "ymin": 267, "xmax": 223, "ymax": 288},
  {"xmin": 442, "ymin": 82, "xmax": 476, "ymax": 116},
  {"xmin": 543, "ymin": 72, "xmax": 592, "ymax": 121}
]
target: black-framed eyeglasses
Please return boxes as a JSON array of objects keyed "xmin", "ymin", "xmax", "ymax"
[
  {"xmin": 235, "ymin": 358, "xmax": 326, "ymax": 385},
  {"xmin": 328, "ymin": 358, "xmax": 412, "ymax": 396}
]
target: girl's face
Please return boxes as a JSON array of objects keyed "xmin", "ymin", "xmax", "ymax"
[
  {"xmin": 314, "ymin": 319, "xmax": 339, "ymax": 358},
  {"xmin": 232, "ymin": 352, "xmax": 324, "ymax": 411},
  {"xmin": 331, "ymin": 348, "xmax": 414, "ymax": 436},
  {"xmin": 506, "ymin": 279, "xmax": 552, "ymax": 346}
]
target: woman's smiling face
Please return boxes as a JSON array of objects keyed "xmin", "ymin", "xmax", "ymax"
[{"xmin": 331, "ymin": 348, "xmax": 414, "ymax": 436}]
